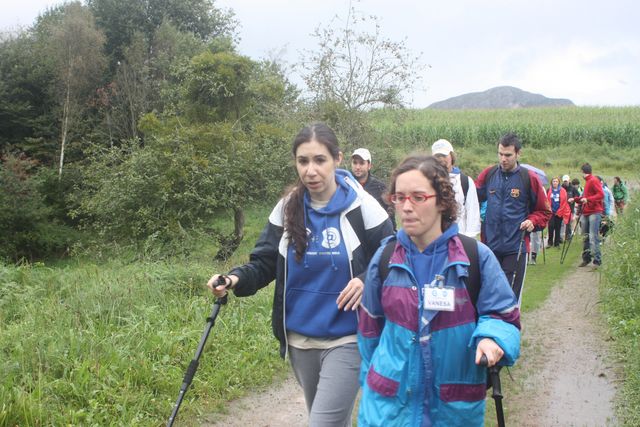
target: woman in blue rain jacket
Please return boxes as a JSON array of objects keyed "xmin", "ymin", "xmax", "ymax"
[{"xmin": 358, "ymin": 155, "xmax": 521, "ymax": 427}]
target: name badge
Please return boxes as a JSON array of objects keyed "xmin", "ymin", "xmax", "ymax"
[{"xmin": 423, "ymin": 274, "xmax": 455, "ymax": 312}]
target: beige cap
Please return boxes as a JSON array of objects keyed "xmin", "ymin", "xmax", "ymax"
[
  {"xmin": 351, "ymin": 148, "xmax": 372, "ymax": 162},
  {"xmin": 431, "ymin": 139, "xmax": 454, "ymax": 156}
]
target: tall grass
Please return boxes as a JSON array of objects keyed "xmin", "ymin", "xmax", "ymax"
[
  {"xmin": 601, "ymin": 196, "xmax": 640, "ymax": 426},
  {"xmin": 0, "ymin": 205, "xmax": 286, "ymax": 426}
]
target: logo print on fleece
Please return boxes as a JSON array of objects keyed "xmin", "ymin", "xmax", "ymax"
[{"xmin": 322, "ymin": 227, "xmax": 341, "ymax": 249}]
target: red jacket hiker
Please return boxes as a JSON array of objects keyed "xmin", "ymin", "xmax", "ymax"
[{"xmin": 574, "ymin": 174, "xmax": 604, "ymax": 216}]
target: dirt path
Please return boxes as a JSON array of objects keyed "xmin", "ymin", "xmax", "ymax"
[
  {"xmin": 504, "ymin": 262, "xmax": 619, "ymax": 426},
  {"xmin": 202, "ymin": 260, "xmax": 619, "ymax": 427},
  {"xmin": 201, "ymin": 373, "xmax": 308, "ymax": 426}
]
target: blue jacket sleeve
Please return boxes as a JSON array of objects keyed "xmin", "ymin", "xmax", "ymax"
[
  {"xmin": 357, "ymin": 240, "xmax": 388, "ymax": 385},
  {"xmin": 470, "ymin": 242, "xmax": 521, "ymax": 366}
]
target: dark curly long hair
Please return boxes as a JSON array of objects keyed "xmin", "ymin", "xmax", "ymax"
[
  {"xmin": 284, "ymin": 123, "xmax": 341, "ymax": 261},
  {"xmin": 389, "ymin": 155, "xmax": 457, "ymax": 231}
]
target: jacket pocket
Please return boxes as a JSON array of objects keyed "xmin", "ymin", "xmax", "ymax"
[
  {"xmin": 439, "ymin": 382, "xmax": 486, "ymax": 402},
  {"xmin": 366, "ymin": 364, "xmax": 399, "ymax": 397}
]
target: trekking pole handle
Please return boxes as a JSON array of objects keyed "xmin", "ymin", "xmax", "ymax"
[
  {"xmin": 215, "ymin": 275, "xmax": 233, "ymax": 305},
  {"xmin": 479, "ymin": 354, "xmax": 489, "ymax": 366},
  {"xmin": 479, "ymin": 355, "xmax": 504, "ymax": 399}
]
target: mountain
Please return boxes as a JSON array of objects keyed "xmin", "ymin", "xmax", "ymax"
[{"xmin": 427, "ymin": 86, "xmax": 575, "ymax": 109}]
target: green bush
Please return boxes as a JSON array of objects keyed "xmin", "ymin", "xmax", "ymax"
[{"xmin": 74, "ymin": 120, "xmax": 292, "ymax": 254}]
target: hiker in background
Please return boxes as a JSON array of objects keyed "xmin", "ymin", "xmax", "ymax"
[
  {"xmin": 476, "ymin": 132, "xmax": 551, "ymax": 304},
  {"xmin": 569, "ymin": 163, "xmax": 604, "ymax": 267},
  {"xmin": 357, "ymin": 155, "xmax": 520, "ymax": 427},
  {"xmin": 546, "ymin": 177, "xmax": 571, "ymax": 248},
  {"xmin": 208, "ymin": 123, "xmax": 394, "ymax": 426},
  {"xmin": 431, "ymin": 138, "xmax": 481, "ymax": 238},
  {"xmin": 571, "ymin": 177, "xmax": 584, "ymax": 231},
  {"xmin": 561, "ymin": 174, "xmax": 580, "ymax": 241},
  {"xmin": 600, "ymin": 177, "xmax": 615, "ymax": 219},
  {"xmin": 528, "ymin": 230, "xmax": 542, "ymax": 265},
  {"xmin": 351, "ymin": 148, "xmax": 396, "ymax": 230},
  {"xmin": 612, "ymin": 176, "xmax": 628, "ymax": 215},
  {"xmin": 572, "ymin": 178, "xmax": 583, "ymax": 197},
  {"xmin": 599, "ymin": 177, "xmax": 616, "ymax": 241}
]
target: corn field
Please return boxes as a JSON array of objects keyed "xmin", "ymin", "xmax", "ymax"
[{"xmin": 369, "ymin": 106, "xmax": 640, "ymax": 149}]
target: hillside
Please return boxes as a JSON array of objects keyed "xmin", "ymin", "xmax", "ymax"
[{"xmin": 428, "ymin": 86, "xmax": 575, "ymax": 109}]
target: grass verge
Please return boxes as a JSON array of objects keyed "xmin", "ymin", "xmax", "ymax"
[
  {"xmin": 0, "ymin": 204, "xmax": 287, "ymax": 426},
  {"xmin": 600, "ymin": 197, "xmax": 640, "ymax": 426}
]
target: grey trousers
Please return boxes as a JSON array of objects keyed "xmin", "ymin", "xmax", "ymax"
[{"xmin": 289, "ymin": 343, "xmax": 360, "ymax": 427}]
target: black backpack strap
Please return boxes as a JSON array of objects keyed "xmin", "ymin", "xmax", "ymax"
[
  {"xmin": 479, "ymin": 165, "xmax": 500, "ymax": 203},
  {"xmin": 485, "ymin": 164, "xmax": 500, "ymax": 185},
  {"xmin": 458, "ymin": 234, "xmax": 481, "ymax": 308},
  {"xmin": 460, "ymin": 173, "xmax": 469, "ymax": 204},
  {"xmin": 378, "ymin": 240, "xmax": 396, "ymax": 283},
  {"xmin": 519, "ymin": 166, "xmax": 532, "ymax": 213}
]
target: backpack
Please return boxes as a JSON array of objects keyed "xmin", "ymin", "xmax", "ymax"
[{"xmin": 378, "ymin": 234, "xmax": 481, "ymax": 308}]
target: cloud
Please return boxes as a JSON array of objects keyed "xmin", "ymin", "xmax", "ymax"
[{"xmin": 504, "ymin": 41, "xmax": 640, "ymax": 105}]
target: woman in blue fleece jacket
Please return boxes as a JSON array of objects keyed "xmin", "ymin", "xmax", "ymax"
[
  {"xmin": 208, "ymin": 123, "xmax": 394, "ymax": 426},
  {"xmin": 358, "ymin": 155, "xmax": 521, "ymax": 426}
]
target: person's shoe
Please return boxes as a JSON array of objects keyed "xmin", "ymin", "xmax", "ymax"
[
  {"xmin": 529, "ymin": 258, "xmax": 536, "ymax": 265},
  {"xmin": 579, "ymin": 261, "xmax": 590, "ymax": 267}
]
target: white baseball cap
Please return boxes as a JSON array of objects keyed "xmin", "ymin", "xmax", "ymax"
[
  {"xmin": 352, "ymin": 148, "xmax": 372, "ymax": 162},
  {"xmin": 562, "ymin": 174, "xmax": 570, "ymax": 182},
  {"xmin": 431, "ymin": 139, "xmax": 454, "ymax": 156}
]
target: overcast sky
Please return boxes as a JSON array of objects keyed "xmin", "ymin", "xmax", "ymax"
[{"xmin": 3, "ymin": 0, "xmax": 639, "ymax": 107}]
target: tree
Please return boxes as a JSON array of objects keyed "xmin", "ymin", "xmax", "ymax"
[
  {"xmin": 178, "ymin": 51, "xmax": 277, "ymax": 259},
  {"xmin": 0, "ymin": 32, "xmax": 58, "ymax": 162},
  {"xmin": 109, "ymin": 32, "xmax": 151, "ymax": 142},
  {"xmin": 0, "ymin": 154, "xmax": 76, "ymax": 261},
  {"xmin": 300, "ymin": 3, "xmax": 423, "ymax": 111},
  {"xmin": 87, "ymin": 0, "xmax": 237, "ymax": 65},
  {"xmin": 182, "ymin": 50, "xmax": 254, "ymax": 122},
  {"xmin": 43, "ymin": 2, "xmax": 107, "ymax": 177}
]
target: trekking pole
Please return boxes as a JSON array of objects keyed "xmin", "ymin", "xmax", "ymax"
[
  {"xmin": 560, "ymin": 213, "xmax": 582, "ymax": 264},
  {"xmin": 480, "ymin": 354, "xmax": 505, "ymax": 427},
  {"xmin": 511, "ymin": 230, "xmax": 527, "ymax": 304},
  {"xmin": 167, "ymin": 276, "xmax": 231, "ymax": 427}
]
